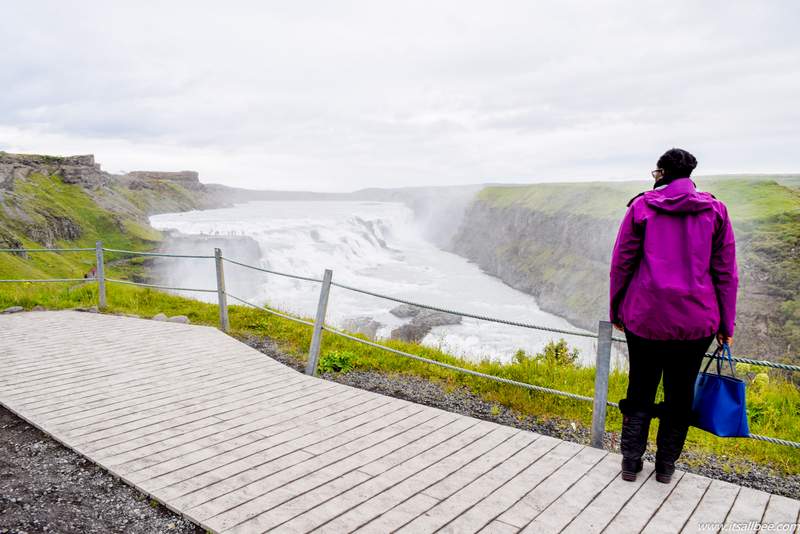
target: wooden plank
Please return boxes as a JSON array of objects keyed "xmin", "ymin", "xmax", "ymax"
[
  {"xmin": 680, "ymin": 479, "xmax": 740, "ymax": 534},
  {"xmin": 573, "ymin": 473, "xmax": 648, "ymax": 534},
  {"xmin": 388, "ymin": 432, "xmax": 551, "ymax": 533},
  {"xmin": 18, "ymin": 350, "xmax": 266, "ymax": 408},
  {"xmin": 762, "ymin": 495, "xmax": 800, "ymax": 533},
  {"xmin": 604, "ymin": 470, "xmax": 686, "ymax": 533},
  {"xmin": 222, "ymin": 414, "xmax": 458, "ymax": 533},
  {"xmin": 516, "ymin": 451, "xmax": 620, "ymax": 534},
  {"xmin": 277, "ymin": 418, "xmax": 483, "ymax": 533},
  {"xmin": 48, "ymin": 370, "xmax": 299, "ymax": 431},
  {"xmin": 34, "ymin": 364, "xmax": 279, "ymax": 422},
  {"xmin": 312, "ymin": 423, "xmax": 516, "ymax": 533},
  {"xmin": 642, "ymin": 472, "xmax": 712, "ymax": 534},
  {"xmin": 126, "ymin": 394, "xmax": 391, "ymax": 487},
  {"xmin": 725, "ymin": 486, "xmax": 771, "ymax": 527},
  {"xmin": 5, "ymin": 351, "xmax": 266, "ymax": 409},
  {"xmin": 437, "ymin": 435, "xmax": 566, "ymax": 534},
  {"xmin": 108, "ymin": 387, "xmax": 373, "ymax": 476},
  {"xmin": 154, "ymin": 399, "xmax": 420, "ymax": 507},
  {"xmin": 496, "ymin": 444, "xmax": 605, "ymax": 529},
  {"xmin": 478, "ymin": 520, "xmax": 521, "ymax": 534},
  {"xmin": 354, "ymin": 494, "xmax": 441, "ymax": 534},
  {"xmin": 81, "ymin": 390, "xmax": 350, "ymax": 457},
  {"xmin": 421, "ymin": 430, "xmax": 539, "ymax": 501},
  {"xmin": 188, "ymin": 404, "xmax": 430, "ymax": 530}
]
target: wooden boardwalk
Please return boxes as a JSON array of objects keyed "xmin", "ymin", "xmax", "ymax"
[{"xmin": 1, "ymin": 311, "xmax": 797, "ymax": 533}]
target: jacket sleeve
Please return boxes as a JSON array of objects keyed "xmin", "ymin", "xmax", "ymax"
[
  {"xmin": 710, "ymin": 203, "xmax": 738, "ymax": 336},
  {"xmin": 609, "ymin": 202, "xmax": 643, "ymax": 325}
]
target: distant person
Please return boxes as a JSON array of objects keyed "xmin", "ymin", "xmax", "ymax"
[{"xmin": 609, "ymin": 148, "xmax": 738, "ymax": 483}]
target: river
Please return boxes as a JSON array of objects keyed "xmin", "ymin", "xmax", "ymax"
[{"xmin": 150, "ymin": 200, "xmax": 618, "ymax": 367}]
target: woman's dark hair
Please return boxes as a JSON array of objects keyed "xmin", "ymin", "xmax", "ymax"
[{"xmin": 657, "ymin": 148, "xmax": 697, "ymax": 179}]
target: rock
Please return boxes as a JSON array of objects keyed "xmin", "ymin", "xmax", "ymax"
[
  {"xmin": 415, "ymin": 309, "xmax": 462, "ymax": 327},
  {"xmin": 167, "ymin": 315, "xmax": 190, "ymax": 324},
  {"xmin": 152, "ymin": 313, "xmax": 168, "ymax": 321},
  {"xmin": 74, "ymin": 306, "xmax": 99, "ymax": 313},
  {"xmin": 390, "ymin": 322, "xmax": 430, "ymax": 343},
  {"xmin": 389, "ymin": 308, "xmax": 461, "ymax": 343},
  {"xmin": 341, "ymin": 316, "xmax": 382, "ymax": 340},
  {"xmin": 389, "ymin": 304, "xmax": 421, "ymax": 318},
  {"xmin": 32, "ymin": 305, "xmax": 46, "ymax": 311},
  {"xmin": 2, "ymin": 306, "xmax": 24, "ymax": 314}
]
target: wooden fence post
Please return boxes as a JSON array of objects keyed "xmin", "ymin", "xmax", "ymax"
[
  {"xmin": 214, "ymin": 248, "xmax": 230, "ymax": 332},
  {"xmin": 95, "ymin": 241, "xmax": 106, "ymax": 309},
  {"xmin": 591, "ymin": 320, "xmax": 613, "ymax": 449},
  {"xmin": 306, "ymin": 269, "xmax": 333, "ymax": 376}
]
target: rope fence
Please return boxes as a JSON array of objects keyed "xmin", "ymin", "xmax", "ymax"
[
  {"xmin": 226, "ymin": 292, "xmax": 315, "ymax": 327},
  {"xmin": 105, "ymin": 278, "xmax": 217, "ymax": 293},
  {"xmin": 222, "ymin": 256, "xmax": 323, "ymax": 283},
  {"xmin": 103, "ymin": 248, "xmax": 215, "ymax": 259},
  {"xmin": 0, "ymin": 247, "xmax": 95, "ymax": 253},
  {"xmin": 321, "ymin": 324, "xmax": 611, "ymax": 406},
  {"xmin": 1, "ymin": 242, "xmax": 798, "ymax": 449},
  {"xmin": 330, "ymin": 280, "xmax": 603, "ymax": 340},
  {"xmin": 0, "ymin": 278, "xmax": 90, "ymax": 283}
]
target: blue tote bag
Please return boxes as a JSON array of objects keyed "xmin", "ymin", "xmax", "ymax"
[{"xmin": 691, "ymin": 343, "xmax": 750, "ymax": 438}]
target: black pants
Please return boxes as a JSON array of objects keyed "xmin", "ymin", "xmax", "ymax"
[{"xmin": 623, "ymin": 328, "xmax": 716, "ymax": 424}]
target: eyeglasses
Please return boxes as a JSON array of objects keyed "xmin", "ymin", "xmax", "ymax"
[{"xmin": 651, "ymin": 169, "xmax": 664, "ymax": 179}]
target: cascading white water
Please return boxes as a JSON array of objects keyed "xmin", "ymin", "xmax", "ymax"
[{"xmin": 151, "ymin": 200, "xmax": 620, "ymax": 367}]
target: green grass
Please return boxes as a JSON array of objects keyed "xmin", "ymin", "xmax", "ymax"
[
  {"xmin": 0, "ymin": 173, "xmax": 163, "ymax": 281},
  {"xmin": 479, "ymin": 176, "xmax": 800, "ymax": 221},
  {"xmin": 1, "ymin": 281, "xmax": 798, "ymax": 474}
]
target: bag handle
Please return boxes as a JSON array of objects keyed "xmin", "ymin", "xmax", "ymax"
[{"xmin": 701, "ymin": 342, "xmax": 735, "ymax": 376}]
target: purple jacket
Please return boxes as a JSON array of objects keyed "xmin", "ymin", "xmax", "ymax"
[{"xmin": 609, "ymin": 177, "xmax": 738, "ymax": 340}]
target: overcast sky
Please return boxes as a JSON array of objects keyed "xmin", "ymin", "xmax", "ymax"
[{"xmin": 1, "ymin": 1, "xmax": 798, "ymax": 191}]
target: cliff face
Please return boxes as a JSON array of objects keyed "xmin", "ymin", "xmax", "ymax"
[
  {"xmin": 0, "ymin": 152, "xmax": 226, "ymax": 252},
  {"xmin": 450, "ymin": 186, "xmax": 629, "ymax": 334},
  {"xmin": 451, "ymin": 178, "xmax": 800, "ymax": 362},
  {"xmin": 0, "ymin": 153, "xmax": 107, "ymax": 190}
]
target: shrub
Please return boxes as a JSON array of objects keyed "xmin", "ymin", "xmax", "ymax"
[
  {"xmin": 536, "ymin": 339, "xmax": 580, "ymax": 366},
  {"xmin": 319, "ymin": 350, "xmax": 356, "ymax": 374}
]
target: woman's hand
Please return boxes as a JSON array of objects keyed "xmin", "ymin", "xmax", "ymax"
[{"xmin": 716, "ymin": 333, "xmax": 733, "ymax": 346}]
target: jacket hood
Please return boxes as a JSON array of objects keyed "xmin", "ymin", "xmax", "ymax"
[{"xmin": 642, "ymin": 178, "xmax": 715, "ymax": 214}]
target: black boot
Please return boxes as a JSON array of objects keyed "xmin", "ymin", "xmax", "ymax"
[
  {"xmin": 619, "ymin": 399, "xmax": 652, "ymax": 481},
  {"xmin": 655, "ymin": 413, "xmax": 689, "ymax": 484}
]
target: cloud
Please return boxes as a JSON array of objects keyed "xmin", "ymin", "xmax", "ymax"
[{"xmin": 1, "ymin": 0, "xmax": 798, "ymax": 191}]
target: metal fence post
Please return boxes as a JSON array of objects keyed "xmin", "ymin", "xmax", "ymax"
[
  {"xmin": 306, "ymin": 269, "xmax": 333, "ymax": 376},
  {"xmin": 95, "ymin": 241, "xmax": 106, "ymax": 309},
  {"xmin": 590, "ymin": 320, "xmax": 613, "ymax": 449},
  {"xmin": 214, "ymin": 248, "xmax": 230, "ymax": 332}
]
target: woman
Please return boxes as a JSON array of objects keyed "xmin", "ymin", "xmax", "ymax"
[{"xmin": 609, "ymin": 148, "xmax": 738, "ymax": 483}]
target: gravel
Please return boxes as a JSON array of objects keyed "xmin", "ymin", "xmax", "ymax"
[
  {"xmin": 239, "ymin": 334, "xmax": 800, "ymax": 500},
  {"xmin": 0, "ymin": 406, "xmax": 202, "ymax": 534}
]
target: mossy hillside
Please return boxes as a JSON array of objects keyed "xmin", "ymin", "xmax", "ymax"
[
  {"xmin": 478, "ymin": 176, "xmax": 800, "ymax": 221},
  {"xmin": 0, "ymin": 172, "xmax": 212, "ymax": 281},
  {"xmin": 1, "ymin": 281, "xmax": 798, "ymax": 473}
]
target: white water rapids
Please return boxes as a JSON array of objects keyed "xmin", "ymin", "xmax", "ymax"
[{"xmin": 150, "ymin": 200, "xmax": 621, "ymax": 367}]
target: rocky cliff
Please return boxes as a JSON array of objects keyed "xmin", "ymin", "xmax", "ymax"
[
  {"xmin": 0, "ymin": 152, "xmax": 225, "ymax": 252},
  {"xmin": 451, "ymin": 178, "xmax": 800, "ymax": 363}
]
